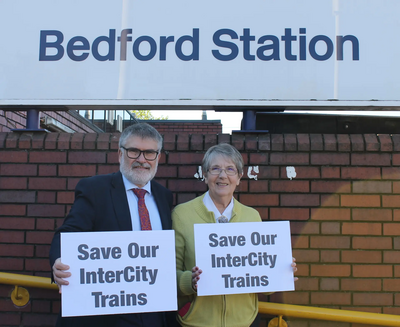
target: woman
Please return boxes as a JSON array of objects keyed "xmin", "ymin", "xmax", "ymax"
[{"xmin": 172, "ymin": 143, "xmax": 297, "ymax": 327}]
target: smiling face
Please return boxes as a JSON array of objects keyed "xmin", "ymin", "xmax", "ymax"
[
  {"xmin": 119, "ymin": 136, "xmax": 160, "ymax": 187},
  {"xmin": 204, "ymin": 155, "xmax": 242, "ymax": 205}
]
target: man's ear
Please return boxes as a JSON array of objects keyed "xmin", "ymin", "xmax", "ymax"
[{"xmin": 118, "ymin": 148, "xmax": 123, "ymax": 164}]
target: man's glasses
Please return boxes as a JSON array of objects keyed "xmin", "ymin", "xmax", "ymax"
[
  {"xmin": 208, "ymin": 167, "xmax": 238, "ymax": 176},
  {"xmin": 121, "ymin": 147, "xmax": 159, "ymax": 161}
]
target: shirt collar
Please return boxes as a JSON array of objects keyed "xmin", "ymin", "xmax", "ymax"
[
  {"xmin": 122, "ymin": 175, "xmax": 152, "ymax": 194},
  {"xmin": 203, "ymin": 191, "xmax": 233, "ymax": 222}
]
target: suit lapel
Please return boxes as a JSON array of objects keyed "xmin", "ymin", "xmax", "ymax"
[
  {"xmin": 151, "ymin": 181, "xmax": 171, "ymax": 230},
  {"xmin": 110, "ymin": 171, "xmax": 133, "ymax": 231}
]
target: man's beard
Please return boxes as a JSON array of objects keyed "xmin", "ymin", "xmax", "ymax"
[{"xmin": 120, "ymin": 159, "xmax": 157, "ymax": 186}]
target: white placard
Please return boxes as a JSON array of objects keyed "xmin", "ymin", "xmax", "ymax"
[
  {"xmin": 1, "ymin": 0, "xmax": 400, "ymax": 108},
  {"xmin": 194, "ymin": 221, "xmax": 294, "ymax": 296},
  {"xmin": 60, "ymin": 230, "xmax": 177, "ymax": 317}
]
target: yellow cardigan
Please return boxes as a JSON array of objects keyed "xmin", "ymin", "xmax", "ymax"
[{"xmin": 172, "ymin": 194, "xmax": 262, "ymax": 327}]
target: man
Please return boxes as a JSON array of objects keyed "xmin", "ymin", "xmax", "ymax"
[{"xmin": 49, "ymin": 123, "xmax": 176, "ymax": 327}]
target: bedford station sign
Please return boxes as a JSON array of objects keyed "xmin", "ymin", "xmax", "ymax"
[{"xmin": 1, "ymin": 0, "xmax": 400, "ymax": 109}]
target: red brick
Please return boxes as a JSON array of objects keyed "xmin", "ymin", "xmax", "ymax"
[
  {"xmin": 254, "ymin": 134, "xmax": 269, "ymax": 152},
  {"xmin": 280, "ymin": 291, "xmax": 310, "ymax": 305},
  {"xmin": 271, "ymin": 134, "xmax": 283, "ymax": 151},
  {"xmin": 383, "ymin": 279, "xmax": 400, "ymax": 291},
  {"xmin": 26, "ymin": 231, "xmax": 54, "ymax": 244},
  {"xmin": 311, "ymin": 292, "xmax": 351, "ymax": 305},
  {"xmin": 353, "ymin": 237, "xmax": 392, "ymax": 249},
  {"xmin": 311, "ymin": 153, "xmax": 349, "ymax": 165},
  {"xmin": 364, "ymin": 133, "xmax": 379, "ymax": 151},
  {"xmin": 294, "ymin": 277, "xmax": 319, "ymax": 291},
  {"xmin": 281, "ymin": 166, "xmax": 320, "ymax": 179},
  {"xmin": 25, "ymin": 258, "xmax": 51, "ymax": 271},
  {"xmin": 280, "ymin": 194, "xmax": 319, "ymax": 207},
  {"xmin": 32, "ymin": 300, "xmax": 51, "ymax": 313},
  {"xmin": 0, "ymin": 244, "xmax": 34, "ymax": 257},
  {"xmin": 292, "ymin": 249, "xmax": 319, "ymax": 262},
  {"xmin": 107, "ymin": 151, "xmax": 119, "ymax": 164},
  {"xmin": 323, "ymin": 134, "xmax": 337, "ymax": 151},
  {"xmin": 83, "ymin": 133, "xmax": 97, "ymax": 150},
  {"xmin": 352, "ymin": 153, "xmax": 391, "ymax": 166},
  {"xmin": 36, "ymin": 218, "xmax": 55, "ymax": 230},
  {"xmin": 378, "ymin": 134, "xmax": 393, "ymax": 152},
  {"xmin": 270, "ymin": 208, "xmax": 310, "ymax": 221},
  {"xmin": 68, "ymin": 151, "xmax": 106, "ymax": 163},
  {"xmin": 248, "ymin": 180, "xmax": 268, "ymax": 192},
  {"xmin": 249, "ymin": 153, "xmax": 268, "ymax": 165},
  {"xmin": 321, "ymin": 167, "xmax": 340, "ymax": 179},
  {"xmin": 98, "ymin": 165, "xmax": 119, "ymax": 175},
  {"xmin": 0, "ymin": 217, "xmax": 34, "ymax": 230},
  {"xmin": 383, "ymin": 223, "xmax": 400, "ymax": 235},
  {"xmin": 177, "ymin": 166, "xmax": 200, "ymax": 179},
  {"xmin": 35, "ymin": 245, "xmax": 51, "ymax": 257},
  {"xmin": 321, "ymin": 250, "xmax": 340, "ymax": 262},
  {"xmin": 337, "ymin": 134, "xmax": 350, "ymax": 151},
  {"xmin": 37, "ymin": 191, "xmax": 56, "ymax": 203},
  {"xmin": 341, "ymin": 167, "xmax": 381, "ymax": 180},
  {"xmin": 97, "ymin": 133, "xmax": 111, "ymax": 150},
  {"xmin": 21, "ymin": 313, "xmax": 57, "ymax": 326},
  {"xmin": 240, "ymin": 194, "xmax": 279, "ymax": 207},
  {"xmin": 350, "ymin": 134, "xmax": 365, "ymax": 151},
  {"xmin": 58, "ymin": 164, "xmax": 96, "ymax": 177},
  {"xmin": 57, "ymin": 191, "xmax": 75, "ymax": 204},
  {"xmin": 297, "ymin": 134, "xmax": 310, "ymax": 151},
  {"xmin": 256, "ymin": 166, "xmax": 279, "ymax": 179},
  {"xmin": 29, "ymin": 151, "xmax": 67, "ymax": 163},
  {"xmin": 190, "ymin": 134, "xmax": 204, "ymax": 151},
  {"xmin": 67, "ymin": 178, "xmax": 81, "ymax": 190},
  {"xmin": 0, "ymin": 151, "xmax": 28, "ymax": 162},
  {"xmin": 284, "ymin": 134, "xmax": 297, "ymax": 151},
  {"xmin": 384, "ymin": 307, "xmax": 400, "ymax": 315},
  {"xmin": 204, "ymin": 134, "xmax": 217, "ymax": 150},
  {"xmin": 382, "ymin": 167, "xmax": 400, "ymax": 180},
  {"xmin": 342, "ymin": 250, "xmax": 382, "ymax": 263},
  {"xmin": 290, "ymin": 221, "xmax": 319, "ymax": 234},
  {"xmin": 320, "ymin": 192, "xmax": 339, "ymax": 206},
  {"xmin": 31, "ymin": 133, "xmax": 45, "ymax": 149},
  {"xmin": 0, "ymin": 204, "xmax": 26, "ymax": 216},
  {"xmin": 27, "ymin": 204, "xmax": 65, "ymax": 217},
  {"xmin": 270, "ymin": 181, "xmax": 309, "ymax": 193},
  {"xmin": 29, "ymin": 177, "xmax": 66, "ymax": 190},
  {"xmin": 255, "ymin": 207, "xmax": 268, "ymax": 220},
  {"xmin": 0, "ymin": 258, "xmax": 24, "ymax": 270},
  {"xmin": 353, "ymin": 293, "xmax": 393, "ymax": 306},
  {"xmin": 177, "ymin": 134, "xmax": 190, "ymax": 151},
  {"xmin": 168, "ymin": 152, "xmax": 204, "ymax": 165},
  {"xmin": 270, "ymin": 153, "xmax": 309, "ymax": 165},
  {"xmin": 311, "ymin": 181, "xmax": 350, "ymax": 193},
  {"xmin": 1, "ymin": 163, "xmax": 37, "ymax": 176},
  {"xmin": 383, "ymin": 195, "xmax": 400, "ymax": 208},
  {"xmin": 353, "ymin": 265, "xmax": 393, "ymax": 277},
  {"xmin": 310, "ymin": 236, "xmax": 350, "ymax": 249},
  {"xmin": 0, "ymin": 313, "xmax": 21, "ymax": 325},
  {"xmin": 310, "ymin": 134, "xmax": 323, "ymax": 151},
  {"xmin": 38, "ymin": 164, "xmax": 57, "ymax": 176},
  {"xmin": 70, "ymin": 133, "xmax": 84, "ymax": 149},
  {"xmin": 321, "ymin": 222, "xmax": 340, "ymax": 234},
  {"xmin": 167, "ymin": 179, "xmax": 207, "ymax": 192},
  {"xmin": 57, "ymin": 133, "xmax": 71, "ymax": 150},
  {"xmin": 320, "ymin": 278, "xmax": 339, "ymax": 290},
  {"xmin": 341, "ymin": 195, "xmax": 380, "ymax": 207},
  {"xmin": 0, "ymin": 176, "xmax": 26, "ymax": 190},
  {"xmin": 311, "ymin": 208, "xmax": 350, "ymax": 220},
  {"xmin": 342, "ymin": 222, "xmax": 381, "ymax": 235},
  {"xmin": 352, "ymin": 208, "xmax": 392, "ymax": 221},
  {"xmin": 341, "ymin": 279, "xmax": 381, "ymax": 291},
  {"xmin": 0, "ymin": 190, "xmax": 35, "ymax": 203}
]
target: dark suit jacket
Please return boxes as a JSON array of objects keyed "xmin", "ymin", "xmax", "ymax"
[{"xmin": 49, "ymin": 171, "xmax": 176, "ymax": 327}]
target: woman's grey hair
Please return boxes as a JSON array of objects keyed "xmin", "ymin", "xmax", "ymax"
[
  {"xmin": 202, "ymin": 143, "xmax": 244, "ymax": 176},
  {"xmin": 119, "ymin": 123, "xmax": 163, "ymax": 151}
]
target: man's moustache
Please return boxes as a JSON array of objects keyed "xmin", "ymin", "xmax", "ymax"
[{"xmin": 131, "ymin": 162, "xmax": 151, "ymax": 169}]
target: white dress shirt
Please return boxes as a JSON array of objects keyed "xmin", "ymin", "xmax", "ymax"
[
  {"xmin": 122, "ymin": 175, "xmax": 162, "ymax": 231},
  {"xmin": 203, "ymin": 191, "xmax": 234, "ymax": 223}
]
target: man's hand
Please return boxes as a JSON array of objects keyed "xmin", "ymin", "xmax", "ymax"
[{"xmin": 52, "ymin": 258, "xmax": 71, "ymax": 293}]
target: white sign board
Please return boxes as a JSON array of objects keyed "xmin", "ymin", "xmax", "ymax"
[
  {"xmin": 194, "ymin": 221, "xmax": 294, "ymax": 296},
  {"xmin": 1, "ymin": 0, "xmax": 400, "ymax": 108},
  {"xmin": 60, "ymin": 231, "xmax": 177, "ymax": 317}
]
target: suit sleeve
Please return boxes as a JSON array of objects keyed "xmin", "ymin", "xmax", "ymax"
[{"xmin": 49, "ymin": 178, "xmax": 97, "ymax": 268}]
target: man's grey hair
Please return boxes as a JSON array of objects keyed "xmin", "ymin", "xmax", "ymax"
[
  {"xmin": 202, "ymin": 143, "xmax": 244, "ymax": 176},
  {"xmin": 119, "ymin": 123, "xmax": 163, "ymax": 151}
]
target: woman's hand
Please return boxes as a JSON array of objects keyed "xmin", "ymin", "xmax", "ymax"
[
  {"xmin": 292, "ymin": 257, "xmax": 298, "ymax": 282},
  {"xmin": 191, "ymin": 266, "xmax": 203, "ymax": 291},
  {"xmin": 52, "ymin": 258, "xmax": 71, "ymax": 293}
]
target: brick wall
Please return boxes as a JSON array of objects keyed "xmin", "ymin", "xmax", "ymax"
[{"xmin": 1, "ymin": 132, "xmax": 400, "ymax": 326}]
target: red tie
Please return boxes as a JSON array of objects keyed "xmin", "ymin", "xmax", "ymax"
[{"xmin": 132, "ymin": 189, "xmax": 152, "ymax": 231}]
